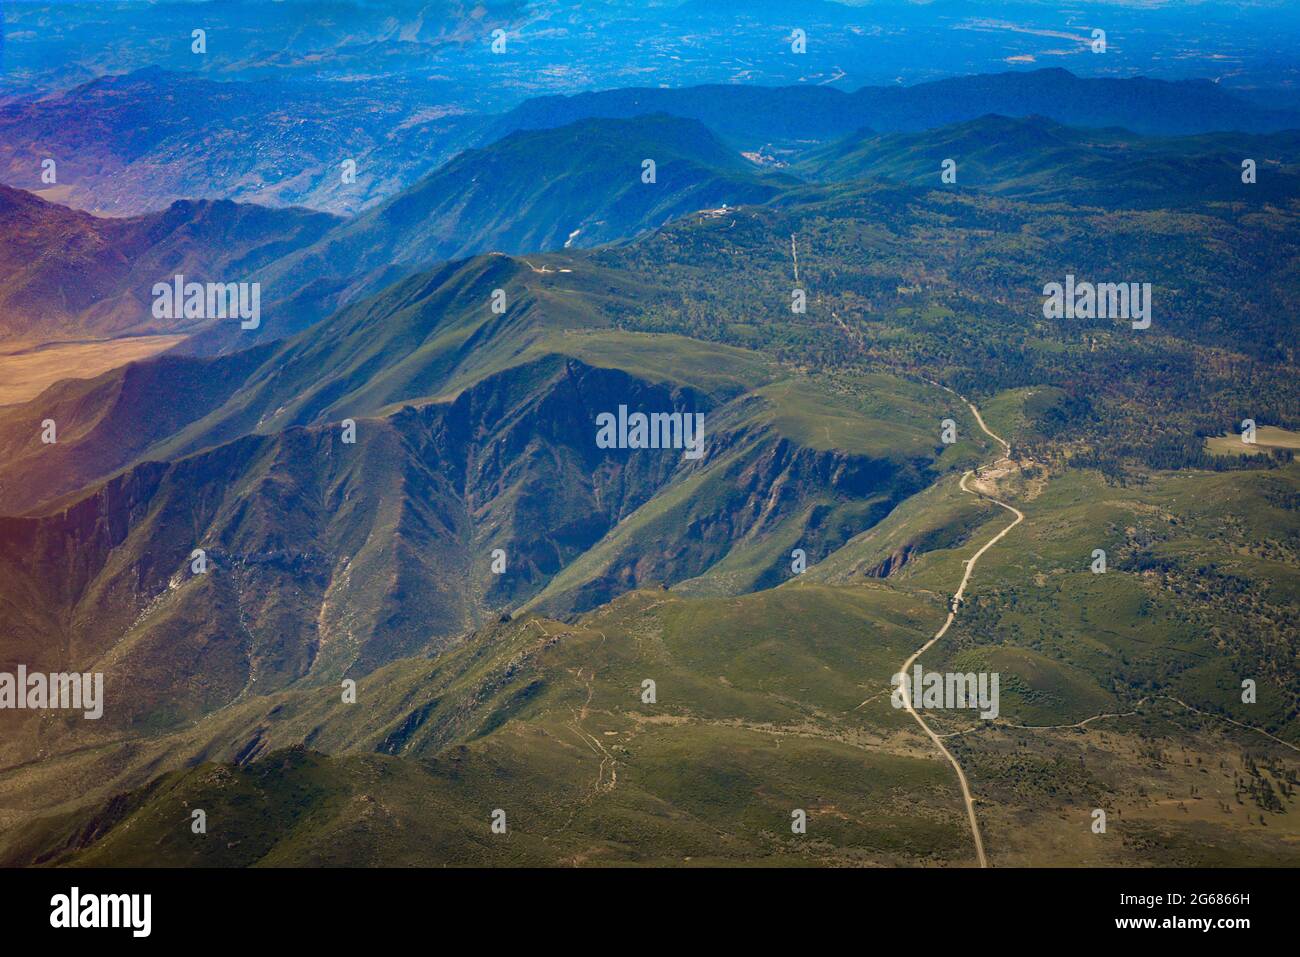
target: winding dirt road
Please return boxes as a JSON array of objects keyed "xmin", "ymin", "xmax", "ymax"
[{"xmin": 894, "ymin": 394, "xmax": 1024, "ymax": 868}]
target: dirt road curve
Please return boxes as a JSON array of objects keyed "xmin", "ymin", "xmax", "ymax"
[{"xmin": 894, "ymin": 395, "xmax": 1024, "ymax": 868}]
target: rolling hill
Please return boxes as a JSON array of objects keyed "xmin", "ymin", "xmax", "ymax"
[{"xmin": 796, "ymin": 115, "xmax": 1300, "ymax": 208}]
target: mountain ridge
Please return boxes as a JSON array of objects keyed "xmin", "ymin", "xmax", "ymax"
[
  {"xmin": 488, "ymin": 68, "xmax": 1300, "ymax": 149},
  {"xmin": 795, "ymin": 114, "xmax": 1300, "ymax": 207}
]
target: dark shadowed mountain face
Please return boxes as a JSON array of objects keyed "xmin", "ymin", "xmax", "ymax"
[
  {"xmin": 0, "ymin": 357, "xmax": 700, "ymax": 724},
  {"xmin": 4, "ymin": 145, "xmax": 1299, "ymax": 520},
  {"xmin": 0, "ymin": 350, "xmax": 925, "ymax": 738},
  {"xmin": 0, "ymin": 220, "xmax": 951, "ymax": 750},
  {"xmin": 0, "ymin": 185, "xmax": 339, "ymax": 342}
]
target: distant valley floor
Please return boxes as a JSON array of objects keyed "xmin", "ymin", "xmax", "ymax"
[{"xmin": 0, "ymin": 335, "xmax": 186, "ymax": 407}]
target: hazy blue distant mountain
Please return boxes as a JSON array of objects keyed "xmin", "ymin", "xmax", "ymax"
[
  {"xmin": 490, "ymin": 69, "xmax": 1300, "ymax": 150},
  {"xmin": 0, "ymin": 68, "xmax": 481, "ymax": 215},
  {"xmin": 5, "ymin": 67, "xmax": 1296, "ymax": 222},
  {"xmin": 6, "ymin": 0, "xmax": 1297, "ymax": 95}
]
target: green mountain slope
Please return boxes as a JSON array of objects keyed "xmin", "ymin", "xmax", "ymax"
[
  {"xmin": 2, "ymin": 102, "xmax": 1299, "ymax": 869},
  {"xmin": 0, "ymin": 348, "xmax": 953, "ymax": 750},
  {"xmin": 8, "ymin": 453, "xmax": 1300, "ymax": 868},
  {"xmin": 796, "ymin": 116, "xmax": 1300, "ymax": 208},
  {"xmin": 10, "ymin": 120, "xmax": 1297, "ymax": 519},
  {"xmin": 252, "ymin": 114, "xmax": 792, "ymax": 335},
  {"xmin": 0, "ymin": 585, "xmax": 969, "ymax": 867}
]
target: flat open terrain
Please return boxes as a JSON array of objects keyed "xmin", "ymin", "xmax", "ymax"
[
  {"xmin": 1206, "ymin": 426, "xmax": 1300, "ymax": 456},
  {"xmin": 0, "ymin": 335, "xmax": 186, "ymax": 406}
]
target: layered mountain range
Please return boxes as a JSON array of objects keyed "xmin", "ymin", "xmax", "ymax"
[
  {"xmin": 4, "ymin": 67, "xmax": 1298, "ymax": 216},
  {"xmin": 0, "ymin": 67, "xmax": 1297, "ymax": 867}
]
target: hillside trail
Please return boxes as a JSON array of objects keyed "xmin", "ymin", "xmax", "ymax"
[{"xmin": 894, "ymin": 386, "xmax": 1024, "ymax": 868}]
